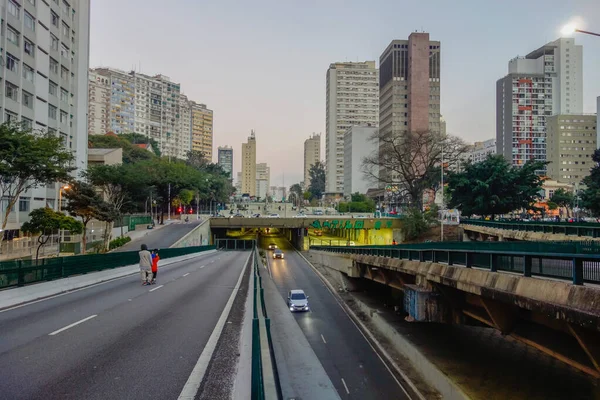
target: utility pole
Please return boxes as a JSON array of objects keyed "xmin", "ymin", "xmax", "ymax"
[
  {"xmin": 167, "ymin": 183, "xmax": 171, "ymax": 221},
  {"xmin": 441, "ymin": 144, "xmax": 444, "ymax": 242}
]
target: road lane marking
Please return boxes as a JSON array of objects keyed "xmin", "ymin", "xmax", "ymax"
[
  {"xmin": 49, "ymin": 315, "xmax": 97, "ymax": 336},
  {"xmin": 183, "ymin": 273, "xmax": 190, "ymax": 277},
  {"xmin": 321, "ymin": 334, "xmax": 327, "ymax": 344},
  {"xmin": 341, "ymin": 378, "xmax": 350, "ymax": 394},
  {"xmin": 178, "ymin": 253, "xmax": 250, "ymax": 400},
  {"xmin": 149, "ymin": 285, "xmax": 164, "ymax": 292}
]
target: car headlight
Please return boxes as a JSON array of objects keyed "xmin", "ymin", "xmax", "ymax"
[
  {"xmin": 304, "ymin": 306, "xmax": 309, "ymax": 310},
  {"xmin": 290, "ymin": 307, "xmax": 294, "ymax": 311}
]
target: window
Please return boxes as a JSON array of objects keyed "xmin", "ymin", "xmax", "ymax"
[
  {"xmin": 51, "ymin": 34, "xmax": 59, "ymax": 51},
  {"xmin": 51, "ymin": 11, "xmax": 59, "ymax": 27},
  {"xmin": 5, "ymin": 81, "xmax": 18, "ymax": 101},
  {"xmin": 6, "ymin": 53, "xmax": 18, "ymax": 73},
  {"xmin": 49, "ymin": 81, "xmax": 57, "ymax": 96},
  {"xmin": 60, "ymin": 66, "xmax": 68, "ymax": 80},
  {"xmin": 27, "ymin": 0, "xmax": 35, "ymax": 5},
  {"xmin": 24, "ymin": 39, "xmax": 34, "ymax": 57},
  {"xmin": 60, "ymin": 88, "xmax": 68, "ymax": 102},
  {"xmin": 8, "ymin": 1, "xmax": 20, "ymax": 19},
  {"xmin": 49, "ymin": 57, "xmax": 59, "ymax": 74},
  {"xmin": 60, "ymin": 43, "xmax": 68, "ymax": 58},
  {"xmin": 7, "ymin": 26, "xmax": 19, "ymax": 46},
  {"xmin": 21, "ymin": 117, "xmax": 33, "ymax": 130},
  {"xmin": 19, "ymin": 197, "xmax": 30, "ymax": 212},
  {"xmin": 48, "ymin": 104, "xmax": 57, "ymax": 120},
  {"xmin": 22, "ymin": 64, "xmax": 34, "ymax": 82},
  {"xmin": 62, "ymin": 0, "xmax": 70, "ymax": 13},
  {"xmin": 22, "ymin": 91, "xmax": 33, "ymax": 108},
  {"xmin": 61, "ymin": 22, "xmax": 69, "ymax": 37},
  {"xmin": 5, "ymin": 110, "xmax": 17, "ymax": 123},
  {"xmin": 24, "ymin": 12, "xmax": 35, "ymax": 31},
  {"xmin": 59, "ymin": 110, "xmax": 67, "ymax": 123}
]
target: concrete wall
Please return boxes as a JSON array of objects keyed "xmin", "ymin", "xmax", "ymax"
[
  {"xmin": 462, "ymin": 224, "xmax": 600, "ymax": 242},
  {"xmin": 171, "ymin": 220, "xmax": 212, "ymax": 247}
]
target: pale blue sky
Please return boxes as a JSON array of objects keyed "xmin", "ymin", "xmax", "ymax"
[{"xmin": 90, "ymin": 0, "xmax": 600, "ymax": 186}]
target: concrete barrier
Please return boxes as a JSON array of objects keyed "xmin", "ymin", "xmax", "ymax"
[{"xmin": 171, "ymin": 219, "xmax": 211, "ymax": 248}]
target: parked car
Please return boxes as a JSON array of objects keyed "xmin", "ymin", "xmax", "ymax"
[
  {"xmin": 267, "ymin": 213, "xmax": 280, "ymax": 218},
  {"xmin": 314, "ymin": 210, "xmax": 324, "ymax": 216},
  {"xmin": 273, "ymin": 249, "xmax": 285, "ymax": 259},
  {"xmin": 288, "ymin": 289, "xmax": 309, "ymax": 312},
  {"xmin": 268, "ymin": 243, "xmax": 278, "ymax": 250}
]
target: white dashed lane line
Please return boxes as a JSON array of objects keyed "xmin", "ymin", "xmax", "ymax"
[
  {"xmin": 149, "ymin": 285, "xmax": 164, "ymax": 292},
  {"xmin": 49, "ymin": 315, "xmax": 97, "ymax": 336}
]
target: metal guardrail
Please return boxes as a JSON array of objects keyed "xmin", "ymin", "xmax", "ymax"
[
  {"xmin": 311, "ymin": 243, "xmax": 600, "ymax": 285},
  {"xmin": 462, "ymin": 218, "xmax": 600, "ymax": 238},
  {"xmin": 0, "ymin": 245, "xmax": 215, "ymax": 289},
  {"xmin": 215, "ymin": 239, "xmax": 257, "ymax": 251}
]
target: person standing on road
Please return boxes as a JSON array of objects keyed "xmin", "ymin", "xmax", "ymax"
[
  {"xmin": 151, "ymin": 249, "xmax": 160, "ymax": 284},
  {"xmin": 139, "ymin": 244, "xmax": 153, "ymax": 285}
]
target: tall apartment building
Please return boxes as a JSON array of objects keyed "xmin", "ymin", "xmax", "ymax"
[
  {"xmin": 325, "ymin": 61, "xmax": 379, "ymax": 193},
  {"xmin": 88, "ymin": 70, "xmax": 110, "ymax": 136},
  {"xmin": 379, "ymin": 33, "xmax": 441, "ymax": 182},
  {"xmin": 496, "ymin": 38, "xmax": 583, "ymax": 167},
  {"xmin": 468, "ymin": 138, "xmax": 496, "ymax": 164},
  {"xmin": 178, "ymin": 94, "xmax": 192, "ymax": 156},
  {"xmin": 241, "ymin": 131, "xmax": 257, "ymax": 196},
  {"xmin": 303, "ymin": 133, "xmax": 321, "ymax": 188},
  {"xmin": 217, "ymin": 146, "xmax": 233, "ymax": 178},
  {"xmin": 343, "ymin": 126, "xmax": 378, "ymax": 196},
  {"xmin": 546, "ymin": 114, "xmax": 596, "ymax": 186},
  {"xmin": 0, "ymin": 0, "xmax": 91, "ymax": 235},
  {"xmin": 256, "ymin": 162, "xmax": 270, "ymax": 188},
  {"xmin": 191, "ymin": 102, "xmax": 213, "ymax": 160}
]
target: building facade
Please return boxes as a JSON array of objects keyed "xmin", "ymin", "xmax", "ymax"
[
  {"xmin": 191, "ymin": 102, "xmax": 213, "ymax": 160},
  {"xmin": 496, "ymin": 38, "xmax": 583, "ymax": 167},
  {"xmin": 343, "ymin": 126, "xmax": 378, "ymax": 196},
  {"xmin": 469, "ymin": 138, "xmax": 496, "ymax": 164},
  {"xmin": 546, "ymin": 114, "xmax": 596, "ymax": 186},
  {"xmin": 325, "ymin": 61, "xmax": 378, "ymax": 193},
  {"xmin": 0, "ymin": 0, "xmax": 91, "ymax": 235},
  {"xmin": 379, "ymin": 33, "xmax": 441, "ymax": 182},
  {"xmin": 241, "ymin": 131, "xmax": 257, "ymax": 196},
  {"xmin": 217, "ymin": 146, "xmax": 233, "ymax": 178},
  {"xmin": 88, "ymin": 70, "xmax": 109, "ymax": 137},
  {"xmin": 303, "ymin": 133, "xmax": 320, "ymax": 187},
  {"xmin": 269, "ymin": 186, "xmax": 286, "ymax": 202}
]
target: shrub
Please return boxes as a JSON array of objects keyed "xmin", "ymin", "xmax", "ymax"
[
  {"xmin": 109, "ymin": 236, "xmax": 132, "ymax": 250},
  {"xmin": 401, "ymin": 208, "xmax": 437, "ymax": 241}
]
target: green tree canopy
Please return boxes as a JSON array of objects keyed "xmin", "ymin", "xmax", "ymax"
[
  {"xmin": 289, "ymin": 183, "xmax": 303, "ymax": 206},
  {"xmin": 0, "ymin": 123, "xmax": 75, "ymax": 231},
  {"xmin": 88, "ymin": 134, "xmax": 156, "ymax": 164},
  {"xmin": 581, "ymin": 149, "xmax": 600, "ymax": 216},
  {"xmin": 21, "ymin": 207, "xmax": 82, "ymax": 261},
  {"xmin": 550, "ymin": 188, "xmax": 574, "ymax": 217},
  {"xmin": 446, "ymin": 155, "xmax": 546, "ymax": 218},
  {"xmin": 119, "ymin": 132, "xmax": 161, "ymax": 157},
  {"xmin": 308, "ymin": 162, "xmax": 326, "ymax": 200},
  {"xmin": 63, "ymin": 181, "xmax": 106, "ymax": 254}
]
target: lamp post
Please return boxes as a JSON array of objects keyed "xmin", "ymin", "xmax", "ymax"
[
  {"xmin": 58, "ymin": 184, "xmax": 70, "ymax": 212},
  {"xmin": 561, "ymin": 24, "xmax": 600, "ymax": 37}
]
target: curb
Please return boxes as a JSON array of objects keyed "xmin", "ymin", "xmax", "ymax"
[{"xmin": 296, "ymin": 250, "xmax": 427, "ymax": 400}]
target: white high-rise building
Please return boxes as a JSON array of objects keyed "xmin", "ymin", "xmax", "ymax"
[
  {"xmin": 0, "ymin": 0, "xmax": 91, "ymax": 235},
  {"xmin": 88, "ymin": 70, "xmax": 110, "ymax": 136},
  {"xmin": 303, "ymin": 133, "xmax": 320, "ymax": 188},
  {"xmin": 343, "ymin": 126, "xmax": 378, "ymax": 196},
  {"xmin": 326, "ymin": 61, "xmax": 379, "ymax": 193}
]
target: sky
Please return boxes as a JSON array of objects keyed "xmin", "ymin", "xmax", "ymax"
[{"xmin": 89, "ymin": 0, "xmax": 600, "ymax": 187}]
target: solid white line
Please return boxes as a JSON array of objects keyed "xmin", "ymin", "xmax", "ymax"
[
  {"xmin": 149, "ymin": 285, "xmax": 164, "ymax": 292},
  {"xmin": 49, "ymin": 315, "xmax": 97, "ymax": 336},
  {"xmin": 183, "ymin": 273, "xmax": 190, "ymax": 277},
  {"xmin": 200, "ymin": 265, "xmax": 205, "ymax": 269},
  {"xmin": 341, "ymin": 378, "xmax": 350, "ymax": 394},
  {"xmin": 321, "ymin": 334, "xmax": 327, "ymax": 344},
  {"xmin": 178, "ymin": 253, "xmax": 249, "ymax": 400}
]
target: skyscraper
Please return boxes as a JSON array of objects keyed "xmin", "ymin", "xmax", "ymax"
[
  {"xmin": 326, "ymin": 61, "xmax": 379, "ymax": 193},
  {"xmin": 378, "ymin": 33, "xmax": 441, "ymax": 182},
  {"xmin": 241, "ymin": 131, "xmax": 257, "ymax": 196},
  {"xmin": 191, "ymin": 102, "xmax": 213, "ymax": 161},
  {"xmin": 218, "ymin": 146, "xmax": 233, "ymax": 178},
  {"xmin": 256, "ymin": 162, "xmax": 270, "ymax": 200},
  {"xmin": 304, "ymin": 133, "xmax": 321, "ymax": 188},
  {"xmin": 496, "ymin": 38, "xmax": 583, "ymax": 167}
]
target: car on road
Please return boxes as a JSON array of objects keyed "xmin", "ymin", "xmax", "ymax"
[
  {"xmin": 268, "ymin": 243, "xmax": 278, "ymax": 250},
  {"xmin": 229, "ymin": 213, "xmax": 245, "ymax": 218},
  {"xmin": 251, "ymin": 213, "xmax": 261, "ymax": 218},
  {"xmin": 314, "ymin": 209, "xmax": 324, "ymax": 216},
  {"xmin": 273, "ymin": 249, "xmax": 284, "ymax": 259},
  {"xmin": 267, "ymin": 213, "xmax": 280, "ymax": 218},
  {"xmin": 288, "ymin": 289, "xmax": 309, "ymax": 312},
  {"xmin": 293, "ymin": 213, "xmax": 306, "ymax": 218}
]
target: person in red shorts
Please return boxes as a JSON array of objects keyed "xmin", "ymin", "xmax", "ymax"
[{"xmin": 151, "ymin": 249, "xmax": 160, "ymax": 284}]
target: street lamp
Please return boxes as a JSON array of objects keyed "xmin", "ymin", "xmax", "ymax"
[
  {"xmin": 561, "ymin": 24, "xmax": 600, "ymax": 37},
  {"xmin": 58, "ymin": 184, "xmax": 70, "ymax": 212}
]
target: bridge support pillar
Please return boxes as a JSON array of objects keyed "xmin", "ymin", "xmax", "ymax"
[{"xmin": 568, "ymin": 324, "xmax": 600, "ymax": 376}]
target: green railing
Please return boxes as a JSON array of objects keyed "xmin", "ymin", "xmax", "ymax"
[
  {"xmin": 113, "ymin": 215, "xmax": 153, "ymax": 230},
  {"xmin": 0, "ymin": 245, "xmax": 215, "ymax": 289},
  {"xmin": 462, "ymin": 218, "xmax": 600, "ymax": 238},
  {"xmin": 311, "ymin": 242, "xmax": 600, "ymax": 285}
]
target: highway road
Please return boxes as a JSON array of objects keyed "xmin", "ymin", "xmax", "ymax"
[
  {"xmin": 115, "ymin": 221, "xmax": 202, "ymax": 252},
  {"xmin": 261, "ymin": 234, "xmax": 409, "ymax": 400},
  {"xmin": 0, "ymin": 250, "xmax": 248, "ymax": 400}
]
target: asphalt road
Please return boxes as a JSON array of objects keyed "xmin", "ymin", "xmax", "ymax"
[
  {"xmin": 115, "ymin": 221, "xmax": 202, "ymax": 252},
  {"xmin": 0, "ymin": 250, "xmax": 249, "ymax": 400},
  {"xmin": 260, "ymin": 234, "xmax": 409, "ymax": 400}
]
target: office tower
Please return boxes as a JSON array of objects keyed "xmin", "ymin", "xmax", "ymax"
[
  {"xmin": 378, "ymin": 32, "xmax": 441, "ymax": 182},
  {"xmin": 344, "ymin": 126, "xmax": 378, "ymax": 196},
  {"xmin": 497, "ymin": 38, "xmax": 583, "ymax": 167},
  {"xmin": 326, "ymin": 61, "xmax": 379, "ymax": 193},
  {"xmin": 546, "ymin": 114, "xmax": 596, "ymax": 186},
  {"xmin": 241, "ymin": 130, "xmax": 257, "ymax": 196},
  {"xmin": 304, "ymin": 133, "xmax": 321, "ymax": 187},
  {"xmin": 0, "ymin": 0, "xmax": 90, "ymax": 235},
  {"xmin": 191, "ymin": 102, "xmax": 213, "ymax": 161},
  {"xmin": 218, "ymin": 146, "xmax": 233, "ymax": 178}
]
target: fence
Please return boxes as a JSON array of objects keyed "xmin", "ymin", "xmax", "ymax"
[
  {"xmin": 216, "ymin": 239, "xmax": 256, "ymax": 251},
  {"xmin": 0, "ymin": 245, "xmax": 215, "ymax": 289},
  {"xmin": 462, "ymin": 218, "xmax": 600, "ymax": 238},
  {"xmin": 311, "ymin": 242, "xmax": 600, "ymax": 286}
]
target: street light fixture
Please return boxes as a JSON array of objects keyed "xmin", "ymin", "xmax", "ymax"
[
  {"xmin": 561, "ymin": 24, "xmax": 600, "ymax": 37},
  {"xmin": 58, "ymin": 184, "xmax": 70, "ymax": 212}
]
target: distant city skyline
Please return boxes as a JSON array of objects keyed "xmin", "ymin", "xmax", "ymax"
[{"xmin": 90, "ymin": 0, "xmax": 600, "ymax": 186}]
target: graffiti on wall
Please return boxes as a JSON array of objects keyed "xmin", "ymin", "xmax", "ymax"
[{"xmin": 310, "ymin": 219, "xmax": 393, "ymax": 230}]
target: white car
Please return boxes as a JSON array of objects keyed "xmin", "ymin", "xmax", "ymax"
[
  {"xmin": 293, "ymin": 213, "xmax": 307, "ymax": 218},
  {"xmin": 288, "ymin": 289, "xmax": 309, "ymax": 312},
  {"xmin": 267, "ymin": 213, "xmax": 280, "ymax": 218}
]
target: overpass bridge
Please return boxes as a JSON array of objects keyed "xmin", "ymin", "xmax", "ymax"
[
  {"xmin": 461, "ymin": 219, "xmax": 600, "ymax": 242},
  {"xmin": 308, "ymin": 241, "xmax": 600, "ymax": 378}
]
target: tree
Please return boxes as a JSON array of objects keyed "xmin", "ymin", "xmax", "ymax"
[
  {"xmin": 581, "ymin": 149, "xmax": 600, "ymax": 217},
  {"xmin": 308, "ymin": 162, "xmax": 326, "ymax": 200},
  {"xmin": 550, "ymin": 188, "xmax": 574, "ymax": 217},
  {"xmin": 21, "ymin": 208, "xmax": 82, "ymax": 261},
  {"xmin": 88, "ymin": 134, "xmax": 156, "ymax": 164},
  {"xmin": 0, "ymin": 123, "xmax": 75, "ymax": 231},
  {"xmin": 95, "ymin": 201, "xmax": 119, "ymax": 252},
  {"xmin": 289, "ymin": 183, "xmax": 303, "ymax": 207},
  {"xmin": 446, "ymin": 155, "xmax": 546, "ymax": 218},
  {"xmin": 63, "ymin": 181, "xmax": 105, "ymax": 254},
  {"xmin": 400, "ymin": 207, "xmax": 438, "ymax": 241},
  {"xmin": 119, "ymin": 132, "xmax": 161, "ymax": 157},
  {"xmin": 362, "ymin": 130, "xmax": 470, "ymax": 210}
]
